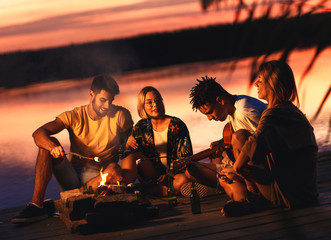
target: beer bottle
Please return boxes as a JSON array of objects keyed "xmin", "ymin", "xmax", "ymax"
[
  {"xmin": 190, "ymin": 181, "xmax": 201, "ymax": 214},
  {"xmin": 133, "ymin": 125, "xmax": 143, "ymax": 149},
  {"xmin": 167, "ymin": 175, "xmax": 178, "ymax": 207},
  {"xmin": 83, "ymin": 183, "xmax": 87, "ymax": 194}
]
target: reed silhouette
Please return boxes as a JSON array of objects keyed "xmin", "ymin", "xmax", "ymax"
[{"xmin": 200, "ymin": 0, "xmax": 331, "ymax": 122}]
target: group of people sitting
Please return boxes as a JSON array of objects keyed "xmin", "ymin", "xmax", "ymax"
[{"xmin": 12, "ymin": 60, "xmax": 318, "ymax": 224}]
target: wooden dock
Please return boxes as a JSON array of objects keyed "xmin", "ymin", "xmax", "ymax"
[{"xmin": 1, "ymin": 154, "xmax": 331, "ymax": 240}]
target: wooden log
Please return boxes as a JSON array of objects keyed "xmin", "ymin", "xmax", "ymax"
[
  {"xmin": 94, "ymin": 194, "xmax": 151, "ymax": 213},
  {"xmin": 94, "ymin": 193, "xmax": 150, "ymax": 206},
  {"xmin": 56, "ymin": 192, "xmax": 158, "ymax": 234},
  {"xmin": 87, "ymin": 194, "xmax": 156, "ymax": 225},
  {"xmin": 85, "ymin": 204, "xmax": 159, "ymax": 225},
  {"xmin": 95, "ymin": 193, "xmax": 138, "ymax": 204},
  {"xmin": 59, "ymin": 213, "xmax": 95, "ymax": 235},
  {"xmin": 60, "ymin": 188, "xmax": 82, "ymax": 201},
  {"xmin": 94, "ymin": 194, "xmax": 138, "ymax": 218},
  {"xmin": 55, "ymin": 194, "xmax": 95, "ymax": 221},
  {"xmin": 85, "ymin": 211, "xmax": 135, "ymax": 225},
  {"xmin": 64, "ymin": 194, "xmax": 95, "ymax": 211},
  {"xmin": 54, "ymin": 199, "xmax": 90, "ymax": 221}
]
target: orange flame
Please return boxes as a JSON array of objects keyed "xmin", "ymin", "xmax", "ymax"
[{"xmin": 98, "ymin": 168, "xmax": 108, "ymax": 187}]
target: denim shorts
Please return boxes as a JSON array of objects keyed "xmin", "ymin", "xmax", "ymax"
[
  {"xmin": 216, "ymin": 155, "xmax": 234, "ymax": 173},
  {"xmin": 52, "ymin": 158, "xmax": 100, "ymax": 191}
]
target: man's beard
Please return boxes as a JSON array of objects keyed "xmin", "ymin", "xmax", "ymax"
[{"xmin": 92, "ymin": 99, "xmax": 108, "ymax": 117}]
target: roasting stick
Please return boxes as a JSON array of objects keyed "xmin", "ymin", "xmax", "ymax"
[
  {"xmin": 65, "ymin": 152, "xmax": 101, "ymax": 162},
  {"xmin": 135, "ymin": 156, "xmax": 166, "ymax": 164}
]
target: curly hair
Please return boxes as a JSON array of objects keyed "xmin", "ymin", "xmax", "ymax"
[{"xmin": 189, "ymin": 75, "xmax": 230, "ymax": 111}]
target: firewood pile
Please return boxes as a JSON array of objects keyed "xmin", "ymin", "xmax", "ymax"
[{"xmin": 54, "ymin": 188, "xmax": 159, "ymax": 234}]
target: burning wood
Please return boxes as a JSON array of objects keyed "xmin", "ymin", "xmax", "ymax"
[
  {"xmin": 54, "ymin": 162, "xmax": 159, "ymax": 234},
  {"xmin": 55, "ymin": 189, "xmax": 159, "ymax": 234},
  {"xmin": 96, "ymin": 168, "xmax": 127, "ymax": 196}
]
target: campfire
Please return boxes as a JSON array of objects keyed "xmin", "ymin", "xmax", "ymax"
[
  {"xmin": 96, "ymin": 168, "xmax": 128, "ymax": 196},
  {"xmin": 54, "ymin": 166, "xmax": 158, "ymax": 234}
]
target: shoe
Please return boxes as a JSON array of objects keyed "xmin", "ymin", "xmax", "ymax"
[
  {"xmin": 180, "ymin": 182, "xmax": 220, "ymax": 198},
  {"xmin": 221, "ymin": 200, "xmax": 255, "ymax": 217},
  {"xmin": 221, "ymin": 196, "xmax": 269, "ymax": 217},
  {"xmin": 11, "ymin": 203, "xmax": 48, "ymax": 224},
  {"xmin": 43, "ymin": 199, "xmax": 55, "ymax": 217}
]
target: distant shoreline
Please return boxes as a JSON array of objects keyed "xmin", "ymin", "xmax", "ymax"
[{"xmin": 0, "ymin": 12, "xmax": 330, "ymax": 89}]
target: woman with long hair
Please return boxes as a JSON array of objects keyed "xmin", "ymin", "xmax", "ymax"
[{"xmin": 219, "ymin": 60, "xmax": 318, "ymax": 216}]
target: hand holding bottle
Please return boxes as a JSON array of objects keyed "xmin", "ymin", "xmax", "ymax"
[{"xmin": 126, "ymin": 135, "xmax": 138, "ymax": 149}]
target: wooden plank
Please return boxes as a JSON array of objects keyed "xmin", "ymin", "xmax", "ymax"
[
  {"xmin": 1, "ymin": 157, "xmax": 331, "ymax": 239},
  {"xmin": 130, "ymin": 204, "xmax": 331, "ymax": 240}
]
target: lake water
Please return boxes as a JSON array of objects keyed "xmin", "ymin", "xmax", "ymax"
[{"xmin": 1, "ymin": 48, "xmax": 330, "ymax": 210}]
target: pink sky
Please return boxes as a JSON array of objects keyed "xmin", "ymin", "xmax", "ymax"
[
  {"xmin": 0, "ymin": 0, "xmax": 223, "ymax": 53},
  {"xmin": 1, "ymin": 0, "xmax": 329, "ymax": 54}
]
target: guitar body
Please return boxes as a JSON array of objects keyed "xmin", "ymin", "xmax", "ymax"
[
  {"xmin": 170, "ymin": 122, "xmax": 234, "ymax": 174},
  {"xmin": 223, "ymin": 122, "xmax": 233, "ymax": 146},
  {"xmin": 222, "ymin": 122, "xmax": 235, "ymax": 162}
]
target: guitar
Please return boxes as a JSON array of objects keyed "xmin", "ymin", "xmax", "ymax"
[{"xmin": 170, "ymin": 122, "xmax": 234, "ymax": 174}]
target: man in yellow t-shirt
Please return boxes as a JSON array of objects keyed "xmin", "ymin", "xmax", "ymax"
[{"xmin": 12, "ymin": 75, "xmax": 133, "ymax": 224}]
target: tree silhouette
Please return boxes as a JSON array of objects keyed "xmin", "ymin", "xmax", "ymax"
[{"xmin": 200, "ymin": 0, "xmax": 331, "ymax": 123}]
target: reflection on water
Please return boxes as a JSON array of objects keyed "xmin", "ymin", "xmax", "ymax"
[{"xmin": 0, "ymin": 48, "xmax": 330, "ymax": 209}]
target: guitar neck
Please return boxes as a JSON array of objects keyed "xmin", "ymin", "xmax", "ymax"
[
  {"xmin": 187, "ymin": 148, "xmax": 217, "ymax": 162},
  {"xmin": 170, "ymin": 123, "xmax": 234, "ymax": 174}
]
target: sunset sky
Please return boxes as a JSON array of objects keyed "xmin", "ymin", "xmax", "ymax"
[
  {"xmin": 0, "ymin": 0, "xmax": 225, "ymax": 53},
  {"xmin": 2, "ymin": 0, "xmax": 329, "ymax": 54}
]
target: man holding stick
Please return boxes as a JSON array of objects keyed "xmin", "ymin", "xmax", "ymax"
[{"xmin": 12, "ymin": 75, "xmax": 133, "ymax": 224}]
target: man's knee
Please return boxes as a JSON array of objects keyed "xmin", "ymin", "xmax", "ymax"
[
  {"xmin": 184, "ymin": 168, "xmax": 193, "ymax": 179},
  {"xmin": 231, "ymin": 129, "xmax": 252, "ymax": 156},
  {"xmin": 37, "ymin": 137, "xmax": 63, "ymax": 165},
  {"xmin": 186, "ymin": 162, "xmax": 199, "ymax": 176},
  {"xmin": 104, "ymin": 162, "xmax": 123, "ymax": 183},
  {"xmin": 37, "ymin": 137, "xmax": 61, "ymax": 154},
  {"xmin": 232, "ymin": 129, "xmax": 251, "ymax": 146},
  {"xmin": 105, "ymin": 162, "xmax": 121, "ymax": 172}
]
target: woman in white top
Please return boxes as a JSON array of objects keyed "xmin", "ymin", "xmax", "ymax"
[{"xmin": 121, "ymin": 86, "xmax": 193, "ymax": 196}]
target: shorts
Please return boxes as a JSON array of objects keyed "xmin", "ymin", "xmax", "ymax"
[
  {"xmin": 137, "ymin": 159, "xmax": 167, "ymax": 183},
  {"xmin": 216, "ymin": 155, "xmax": 234, "ymax": 173},
  {"xmin": 52, "ymin": 158, "xmax": 100, "ymax": 191}
]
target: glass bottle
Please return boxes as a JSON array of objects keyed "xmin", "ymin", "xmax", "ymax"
[
  {"xmin": 83, "ymin": 183, "xmax": 87, "ymax": 194},
  {"xmin": 190, "ymin": 181, "xmax": 201, "ymax": 214},
  {"xmin": 133, "ymin": 124, "xmax": 143, "ymax": 149},
  {"xmin": 167, "ymin": 175, "xmax": 178, "ymax": 207}
]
